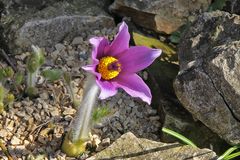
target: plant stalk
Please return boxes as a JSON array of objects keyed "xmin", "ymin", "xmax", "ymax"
[
  {"xmin": 66, "ymin": 82, "xmax": 78, "ymax": 108},
  {"xmin": 62, "ymin": 75, "xmax": 99, "ymax": 156}
]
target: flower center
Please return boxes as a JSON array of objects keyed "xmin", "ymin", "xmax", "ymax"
[{"xmin": 97, "ymin": 56, "xmax": 121, "ymax": 80}]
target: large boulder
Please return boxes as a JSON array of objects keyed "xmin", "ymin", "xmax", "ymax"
[
  {"xmin": 174, "ymin": 11, "xmax": 240, "ymax": 144},
  {"xmin": 148, "ymin": 60, "xmax": 228, "ymax": 154},
  {"xmin": 90, "ymin": 132, "xmax": 217, "ymax": 160},
  {"xmin": 14, "ymin": 15, "xmax": 114, "ymax": 52},
  {"xmin": 0, "ymin": 0, "xmax": 114, "ymax": 54},
  {"xmin": 109, "ymin": 0, "xmax": 211, "ymax": 34}
]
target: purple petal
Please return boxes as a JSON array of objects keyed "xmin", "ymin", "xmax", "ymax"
[
  {"xmin": 96, "ymin": 80, "xmax": 118, "ymax": 99},
  {"xmin": 82, "ymin": 65, "xmax": 101, "ymax": 80},
  {"xmin": 118, "ymin": 46, "xmax": 161, "ymax": 73},
  {"xmin": 113, "ymin": 74, "xmax": 152, "ymax": 104},
  {"xmin": 105, "ymin": 21, "xmax": 130, "ymax": 57},
  {"xmin": 89, "ymin": 37, "xmax": 109, "ymax": 61}
]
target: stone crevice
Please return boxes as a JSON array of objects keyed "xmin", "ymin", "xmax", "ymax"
[{"xmin": 201, "ymin": 66, "xmax": 240, "ymax": 123}]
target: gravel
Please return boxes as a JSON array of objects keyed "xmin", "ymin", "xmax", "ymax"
[{"xmin": 0, "ymin": 26, "xmax": 161, "ymax": 159}]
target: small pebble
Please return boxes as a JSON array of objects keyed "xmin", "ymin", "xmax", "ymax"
[
  {"xmin": 72, "ymin": 37, "xmax": 83, "ymax": 45},
  {"xmin": 63, "ymin": 108, "xmax": 76, "ymax": 115},
  {"xmin": 11, "ymin": 136, "xmax": 21, "ymax": 145},
  {"xmin": 55, "ymin": 43, "xmax": 66, "ymax": 51},
  {"xmin": 101, "ymin": 138, "xmax": 110, "ymax": 147}
]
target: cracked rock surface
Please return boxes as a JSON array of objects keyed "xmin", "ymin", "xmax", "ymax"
[
  {"xmin": 109, "ymin": 0, "xmax": 211, "ymax": 34},
  {"xmin": 174, "ymin": 11, "xmax": 240, "ymax": 144},
  {"xmin": 90, "ymin": 132, "xmax": 217, "ymax": 160}
]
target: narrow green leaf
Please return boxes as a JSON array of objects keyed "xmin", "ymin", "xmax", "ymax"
[
  {"xmin": 162, "ymin": 127, "xmax": 197, "ymax": 148},
  {"xmin": 14, "ymin": 71, "xmax": 24, "ymax": 86},
  {"xmin": 133, "ymin": 32, "xmax": 176, "ymax": 55},
  {"xmin": 0, "ymin": 86, "xmax": 6, "ymax": 102},
  {"xmin": 217, "ymin": 146, "xmax": 240, "ymax": 160},
  {"xmin": 92, "ymin": 106, "xmax": 111, "ymax": 123},
  {"xmin": 42, "ymin": 69, "xmax": 62, "ymax": 81},
  {"xmin": 224, "ymin": 151, "xmax": 240, "ymax": 160},
  {"xmin": 63, "ymin": 72, "xmax": 72, "ymax": 85}
]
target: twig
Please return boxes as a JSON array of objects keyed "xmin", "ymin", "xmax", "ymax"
[
  {"xmin": 0, "ymin": 139, "xmax": 13, "ymax": 160},
  {"xmin": 0, "ymin": 49, "xmax": 16, "ymax": 72}
]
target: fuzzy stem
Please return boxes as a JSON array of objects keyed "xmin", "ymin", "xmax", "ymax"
[
  {"xmin": 32, "ymin": 70, "xmax": 38, "ymax": 87},
  {"xmin": 71, "ymin": 75, "xmax": 99, "ymax": 141},
  {"xmin": 27, "ymin": 67, "xmax": 39, "ymax": 88},
  {"xmin": 62, "ymin": 75, "xmax": 99, "ymax": 156},
  {"xmin": 66, "ymin": 82, "xmax": 77, "ymax": 108},
  {"xmin": 27, "ymin": 72, "xmax": 33, "ymax": 88}
]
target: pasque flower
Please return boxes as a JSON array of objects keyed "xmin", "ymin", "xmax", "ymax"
[{"xmin": 82, "ymin": 22, "xmax": 161, "ymax": 104}]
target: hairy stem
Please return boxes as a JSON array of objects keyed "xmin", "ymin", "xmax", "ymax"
[
  {"xmin": 70, "ymin": 75, "xmax": 99, "ymax": 141},
  {"xmin": 62, "ymin": 75, "xmax": 99, "ymax": 156},
  {"xmin": 27, "ymin": 72, "xmax": 33, "ymax": 88},
  {"xmin": 66, "ymin": 82, "xmax": 78, "ymax": 108}
]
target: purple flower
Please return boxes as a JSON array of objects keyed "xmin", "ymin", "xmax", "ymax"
[{"xmin": 82, "ymin": 22, "xmax": 161, "ymax": 104}]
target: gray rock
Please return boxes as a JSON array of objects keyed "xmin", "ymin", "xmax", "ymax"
[
  {"xmin": 91, "ymin": 132, "xmax": 217, "ymax": 160},
  {"xmin": 101, "ymin": 137, "xmax": 111, "ymax": 147},
  {"xmin": 14, "ymin": 15, "xmax": 114, "ymax": 52},
  {"xmin": 11, "ymin": 136, "xmax": 22, "ymax": 145},
  {"xmin": 1, "ymin": 0, "xmax": 114, "ymax": 54},
  {"xmin": 147, "ymin": 51, "xmax": 228, "ymax": 153},
  {"xmin": 174, "ymin": 11, "xmax": 240, "ymax": 145},
  {"xmin": 223, "ymin": 0, "xmax": 240, "ymax": 15},
  {"xmin": 109, "ymin": 0, "xmax": 211, "ymax": 34},
  {"xmin": 71, "ymin": 36, "xmax": 83, "ymax": 45}
]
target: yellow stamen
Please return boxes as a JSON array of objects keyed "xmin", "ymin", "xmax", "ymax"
[{"xmin": 97, "ymin": 56, "xmax": 121, "ymax": 80}]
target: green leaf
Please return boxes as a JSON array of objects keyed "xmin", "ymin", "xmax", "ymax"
[
  {"xmin": 92, "ymin": 106, "xmax": 111, "ymax": 123},
  {"xmin": 14, "ymin": 71, "xmax": 24, "ymax": 86},
  {"xmin": 0, "ymin": 86, "xmax": 6, "ymax": 102},
  {"xmin": 26, "ymin": 86, "xmax": 38, "ymax": 98},
  {"xmin": 133, "ymin": 32, "xmax": 178, "ymax": 64},
  {"xmin": 42, "ymin": 69, "xmax": 62, "ymax": 81},
  {"xmin": 169, "ymin": 31, "xmax": 181, "ymax": 44},
  {"xmin": 169, "ymin": 22, "xmax": 191, "ymax": 44},
  {"xmin": 217, "ymin": 146, "xmax": 240, "ymax": 160},
  {"xmin": 4, "ymin": 93, "xmax": 14, "ymax": 105},
  {"xmin": 133, "ymin": 32, "xmax": 176, "ymax": 55},
  {"xmin": 224, "ymin": 151, "xmax": 240, "ymax": 160},
  {"xmin": 4, "ymin": 67, "xmax": 14, "ymax": 78},
  {"xmin": 63, "ymin": 72, "xmax": 72, "ymax": 85},
  {"xmin": 208, "ymin": 0, "xmax": 226, "ymax": 11},
  {"xmin": 162, "ymin": 127, "xmax": 197, "ymax": 148},
  {"xmin": 27, "ymin": 45, "xmax": 46, "ymax": 73},
  {"xmin": 31, "ymin": 45, "xmax": 45, "ymax": 65},
  {"xmin": 27, "ymin": 58, "xmax": 39, "ymax": 73},
  {"xmin": 0, "ymin": 67, "xmax": 14, "ymax": 81}
]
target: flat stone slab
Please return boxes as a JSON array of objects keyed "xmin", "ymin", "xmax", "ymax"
[{"xmin": 90, "ymin": 132, "xmax": 217, "ymax": 160}]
